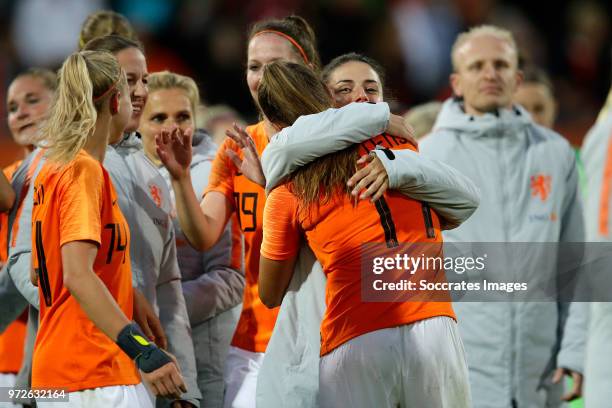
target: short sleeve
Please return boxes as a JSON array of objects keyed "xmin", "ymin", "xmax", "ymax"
[
  {"xmin": 203, "ymin": 138, "xmax": 238, "ymax": 201},
  {"xmin": 58, "ymin": 159, "xmax": 104, "ymax": 247},
  {"xmin": 260, "ymin": 185, "xmax": 300, "ymax": 260}
]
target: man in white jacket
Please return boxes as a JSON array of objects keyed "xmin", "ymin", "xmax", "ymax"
[{"xmin": 418, "ymin": 25, "xmax": 587, "ymax": 407}]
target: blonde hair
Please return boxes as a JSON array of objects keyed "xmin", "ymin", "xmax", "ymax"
[
  {"xmin": 14, "ymin": 68, "xmax": 58, "ymax": 92},
  {"xmin": 79, "ymin": 10, "xmax": 138, "ymax": 50},
  {"xmin": 148, "ymin": 71, "xmax": 200, "ymax": 116},
  {"xmin": 451, "ymin": 25, "xmax": 518, "ymax": 71},
  {"xmin": 403, "ymin": 101, "xmax": 442, "ymax": 140},
  {"xmin": 42, "ymin": 51, "xmax": 123, "ymax": 165}
]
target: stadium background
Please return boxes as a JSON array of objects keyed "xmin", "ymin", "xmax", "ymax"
[
  {"xmin": 1, "ymin": 0, "xmax": 610, "ymax": 169},
  {"xmin": 0, "ymin": 0, "xmax": 609, "ymax": 405}
]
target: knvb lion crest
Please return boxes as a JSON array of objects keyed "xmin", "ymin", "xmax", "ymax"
[
  {"xmin": 149, "ymin": 183, "xmax": 163, "ymax": 208},
  {"xmin": 530, "ymin": 174, "xmax": 552, "ymax": 202}
]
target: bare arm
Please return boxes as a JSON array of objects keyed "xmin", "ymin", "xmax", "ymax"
[
  {"xmin": 259, "ymin": 256, "xmax": 298, "ymax": 308},
  {"xmin": 62, "ymin": 240, "xmax": 187, "ymax": 399},
  {"xmin": 0, "ymin": 171, "xmax": 15, "ymax": 212},
  {"xmin": 62, "ymin": 241, "xmax": 130, "ymax": 339},
  {"xmin": 258, "ymin": 187, "xmax": 301, "ymax": 308}
]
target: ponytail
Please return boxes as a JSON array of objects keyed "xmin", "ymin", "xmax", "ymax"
[{"xmin": 42, "ymin": 51, "xmax": 121, "ymax": 165}]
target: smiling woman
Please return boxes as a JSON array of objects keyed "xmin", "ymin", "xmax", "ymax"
[{"xmin": 83, "ymin": 35, "xmax": 149, "ymax": 133}]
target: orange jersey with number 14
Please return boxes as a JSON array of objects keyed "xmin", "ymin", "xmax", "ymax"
[
  {"xmin": 205, "ymin": 121, "xmax": 279, "ymax": 353},
  {"xmin": 31, "ymin": 151, "xmax": 139, "ymax": 391}
]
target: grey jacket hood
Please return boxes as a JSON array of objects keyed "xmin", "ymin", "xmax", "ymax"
[
  {"xmin": 434, "ymin": 98, "xmax": 532, "ymax": 137},
  {"xmin": 191, "ymin": 129, "xmax": 216, "ymax": 168}
]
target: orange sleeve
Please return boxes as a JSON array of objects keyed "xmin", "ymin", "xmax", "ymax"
[
  {"xmin": 260, "ymin": 186, "xmax": 301, "ymax": 260},
  {"xmin": 0, "ymin": 162, "xmax": 21, "ymax": 262},
  {"xmin": 58, "ymin": 160, "xmax": 104, "ymax": 247},
  {"xmin": 204, "ymin": 138, "xmax": 238, "ymax": 202}
]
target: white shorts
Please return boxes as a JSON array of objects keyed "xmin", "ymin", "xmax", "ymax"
[
  {"xmin": 36, "ymin": 383, "xmax": 153, "ymax": 408},
  {"xmin": 318, "ymin": 316, "xmax": 471, "ymax": 408},
  {"xmin": 0, "ymin": 373, "xmax": 19, "ymax": 408},
  {"xmin": 223, "ymin": 346, "xmax": 264, "ymax": 408}
]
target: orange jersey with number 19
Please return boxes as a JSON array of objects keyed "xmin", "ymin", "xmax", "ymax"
[
  {"xmin": 205, "ymin": 121, "xmax": 279, "ymax": 353},
  {"xmin": 31, "ymin": 151, "xmax": 139, "ymax": 391}
]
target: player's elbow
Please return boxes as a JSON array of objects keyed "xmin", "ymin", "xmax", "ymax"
[
  {"xmin": 30, "ymin": 268, "xmax": 38, "ymax": 287},
  {"xmin": 0, "ymin": 190, "xmax": 15, "ymax": 212},
  {"xmin": 259, "ymin": 286, "xmax": 282, "ymax": 309},
  {"xmin": 63, "ymin": 271, "xmax": 77, "ymax": 293},
  {"xmin": 184, "ymin": 229, "xmax": 219, "ymax": 252},
  {"xmin": 63, "ymin": 266, "xmax": 87, "ymax": 293},
  {"xmin": 190, "ymin": 237, "xmax": 213, "ymax": 252}
]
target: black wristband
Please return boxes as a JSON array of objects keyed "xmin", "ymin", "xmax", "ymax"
[{"xmin": 116, "ymin": 323, "xmax": 172, "ymax": 373}]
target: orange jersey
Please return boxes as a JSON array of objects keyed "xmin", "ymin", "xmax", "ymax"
[
  {"xmin": 31, "ymin": 151, "xmax": 139, "ymax": 391},
  {"xmin": 205, "ymin": 121, "xmax": 279, "ymax": 352},
  {"xmin": 0, "ymin": 160, "xmax": 27, "ymax": 374},
  {"xmin": 261, "ymin": 134, "xmax": 456, "ymax": 356},
  {"xmin": 0, "ymin": 160, "xmax": 22, "ymax": 261}
]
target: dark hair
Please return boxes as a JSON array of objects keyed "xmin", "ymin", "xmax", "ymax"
[
  {"xmin": 521, "ymin": 65, "xmax": 554, "ymax": 95},
  {"xmin": 322, "ymin": 52, "xmax": 386, "ymax": 89},
  {"xmin": 248, "ymin": 15, "xmax": 321, "ymax": 71},
  {"xmin": 83, "ymin": 34, "xmax": 144, "ymax": 55}
]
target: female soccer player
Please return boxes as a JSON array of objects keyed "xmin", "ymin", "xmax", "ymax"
[
  {"xmin": 138, "ymin": 70, "xmax": 244, "ymax": 407},
  {"xmin": 256, "ymin": 61, "xmax": 471, "ymax": 408},
  {"xmin": 30, "ymin": 50, "xmax": 185, "ymax": 407},
  {"xmin": 156, "ymin": 15, "xmax": 322, "ymax": 408},
  {"xmin": 79, "ymin": 9, "xmax": 138, "ymax": 49},
  {"xmin": 82, "ymin": 33, "xmax": 200, "ymax": 407},
  {"xmin": 0, "ymin": 68, "xmax": 56, "ymax": 399}
]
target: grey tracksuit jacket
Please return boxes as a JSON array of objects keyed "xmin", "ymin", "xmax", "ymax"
[
  {"xmin": 108, "ymin": 134, "xmax": 201, "ymax": 407},
  {"xmin": 1, "ymin": 150, "xmax": 41, "ymax": 331},
  {"xmin": 256, "ymin": 101, "xmax": 480, "ymax": 408},
  {"xmin": 419, "ymin": 98, "xmax": 588, "ymax": 408},
  {"xmin": 159, "ymin": 130, "xmax": 244, "ymax": 408},
  {"xmin": 581, "ymin": 108, "xmax": 612, "ymax": 408}
]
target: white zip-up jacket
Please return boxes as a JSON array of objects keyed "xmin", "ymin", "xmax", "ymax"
[{"xmin": 419, "ymin": 98, "xmax": 588, "ymax": 408}]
